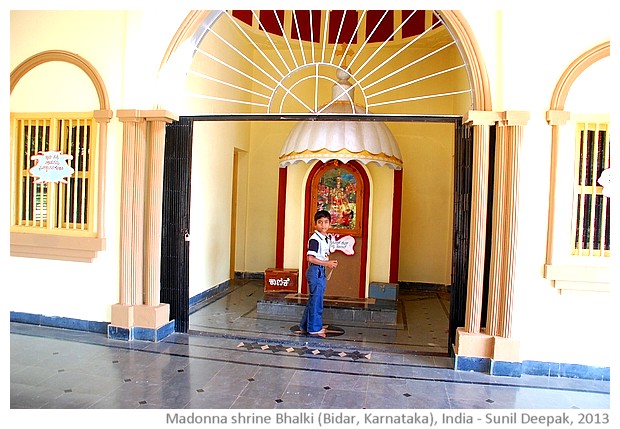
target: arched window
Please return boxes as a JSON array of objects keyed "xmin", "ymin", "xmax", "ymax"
[
  {"xmin": 10, "ymin": 51, "xmax": 112, "ymax": 262},
  {"xmin": 545, "ymin": 42, "xmax": 610, "ymax": 292}
]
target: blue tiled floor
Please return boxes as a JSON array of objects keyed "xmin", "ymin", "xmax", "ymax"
[{"xmin": 10, "ymin": 280, "xmax": 610, "ymax": 411}]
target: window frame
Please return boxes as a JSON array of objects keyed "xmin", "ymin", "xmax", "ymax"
[
  {"xmin": 10, "ymin": 111, "xmax": 105, "ymax": 262},
  {"xmin": 544, "ymin": 113, "xmax": 611, "ymax": 292}
]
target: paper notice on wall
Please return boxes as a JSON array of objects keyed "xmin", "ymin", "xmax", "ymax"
[
  {"xmin": 329, "ymin": 234, "xmax": 355, "ymax": 255},
  {"xmin": 29, "ymin": 151, "xmax": 75, "ymax": 184}
]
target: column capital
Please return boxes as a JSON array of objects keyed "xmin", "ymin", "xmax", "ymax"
[
  {"xmin": 143, "ymin": 109, "xmax": 178, "ymax": 123},
  {"xmin": 498, "ymin": 110, "xmax": 530, "ymax": 126},
  {"xmin": 116, "ymin": 109, "xmax": 147, "ymax": 122},
  {"xmin": 464, "ymin": 110, "xmax": 500, "ymax": 126},
  {"xmin": 93, "ymin": 109, "xmax": 113, "ymax": 123},
  {"xmin": 546, "ymin": 110, "xmax": 571, "ymax": 126}
]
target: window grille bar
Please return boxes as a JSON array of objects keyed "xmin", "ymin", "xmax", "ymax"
[
  {"xmin": 575, "ymin": 126, "xmax": 587, "ymax": 255},
  {"xmin": 70, "ymin": 119, "xmax": 78, "ymax": 229},
  {"xmin": 36, "ymin": 121, "xmax": 44, "ymax": 228},
  {"xmin": 597, "ymin": 125, "xmax": 610, "ymax": 253},
  {"xmin": 64, "ymin": 119, "xmax": 71, "ymax": 228},
  {"xmin": 58, "ymin": 119, "xmax": 66, "ymax": 229},
  {"xmin": 47, "ymin": 118, "xmax": 57, "ymax": 229},
  {"xmin": 588, "ymin": 123, "xmax": 600, "ymax": 252},
  {"xmin": 20, "ymin": 120, "xmax": 29, "ymax": 226},
  {"xmin": 81, "ymin": 120, "xmax": 89, "ymax": 230}
]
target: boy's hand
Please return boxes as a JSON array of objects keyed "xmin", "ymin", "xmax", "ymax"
[{"xmin": 328, "ymin": 259, "xmax": 338, "ymax": 269}]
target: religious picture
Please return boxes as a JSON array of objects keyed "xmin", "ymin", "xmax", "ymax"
[{"xmin": 315, "ymin": 165, "xmax": 359, "ymax": 232}]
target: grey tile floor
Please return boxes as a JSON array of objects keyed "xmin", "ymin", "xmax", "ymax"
[{"xmin": 10, "ymin": 280, "xmax": 610, "ymax": 411}]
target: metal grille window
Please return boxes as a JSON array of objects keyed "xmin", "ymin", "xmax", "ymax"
[
  {"xmin": 11, "ymin": 114, "xmax": 97, "ymax": 234},
  {"xmin": 573, "ymin": 122, "xmax": 610, "ymax": 256}
]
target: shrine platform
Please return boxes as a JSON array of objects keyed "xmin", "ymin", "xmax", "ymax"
[{"xmin": 257, "ymin": 292, "xmax": 398, "ymax": 326}]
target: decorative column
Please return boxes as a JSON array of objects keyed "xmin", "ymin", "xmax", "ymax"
[
  {"xmin": 135, "ymin": 110, "xmax": 178, "ymax": 329},
  {"xmin": 111, "ymin": 110, "xmax": 147, "ymax": 330},
  {"xmin": 490, "ymin": 111, "xmax": 529, "ymax": 370},
  {"xmin": 109, "ymin": 109, "xmax": 178, "ymax": 341},
  {"xmin": 454, "ymin": 110, "xmax": 497, "ymax": 360},
  {"xmin": 498, "ymin": 111, "xmax": 529, "ymax": 336},
  {"xmin": 486, "ymin": 123, "xmax": 509, "ymax": 337}
]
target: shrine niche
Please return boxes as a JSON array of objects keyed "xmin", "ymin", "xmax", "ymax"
[{"xmin": 304, "ymin": 159, "xmax": 368, "ymax": 299}]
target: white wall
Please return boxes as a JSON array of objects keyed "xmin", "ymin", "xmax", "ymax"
[{"xmin": 464, "ymin": 8, "xmax": 612, "ymax": 366}]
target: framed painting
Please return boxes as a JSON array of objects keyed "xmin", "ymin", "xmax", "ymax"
[{"xmin": 310, "ymin": 160, "xmax": 363, "ymax": 236}]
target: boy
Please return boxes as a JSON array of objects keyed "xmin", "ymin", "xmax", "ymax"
[{"xmin": 300, "ymin": 210, "xmax": 338, "ymax": 337}]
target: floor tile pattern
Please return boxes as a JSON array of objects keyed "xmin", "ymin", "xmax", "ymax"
[{"xmin": 10, "ymin": 280, "xmax": 610, "ymax": 410}]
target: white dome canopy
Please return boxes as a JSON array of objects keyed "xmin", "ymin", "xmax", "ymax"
[{"xmin": 279, "ymin": 70, "xmax": 403, "ymax": 170}]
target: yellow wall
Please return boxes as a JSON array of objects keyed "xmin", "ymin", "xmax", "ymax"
[{"xmin": 394, "ymin": 122, "xmax": 454, "ymax": 285}]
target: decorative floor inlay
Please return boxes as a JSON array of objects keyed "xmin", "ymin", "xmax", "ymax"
[{"xmin": 236, "ymin": 340, "xmax": 371, "ymax": 361}]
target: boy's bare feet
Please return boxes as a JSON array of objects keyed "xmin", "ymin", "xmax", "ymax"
[{"xmin": 309, "ymin": 328, "xmax": 327, "ymax": 337}]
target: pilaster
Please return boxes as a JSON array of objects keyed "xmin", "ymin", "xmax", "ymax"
[
  {"xmin": 109, "ymin": 109, "xmax": 178, "ymax": 340},
  {"xmin": 461, "ymin": 110, "xmax": 498, "ymax": 334}
]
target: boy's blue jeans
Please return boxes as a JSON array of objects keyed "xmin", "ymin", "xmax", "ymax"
[{"xmin": 300, "ymin": 264, "xmax": 326, "ymax": 333}]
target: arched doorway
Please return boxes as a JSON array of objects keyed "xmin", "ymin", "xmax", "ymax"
[
  {"xmin": 158, "ymin": 10, "xmax": 491, "ymax": 353},
  {"xmin": 302, "ymin": 160, "xmax": 370, "ymax": 299}
]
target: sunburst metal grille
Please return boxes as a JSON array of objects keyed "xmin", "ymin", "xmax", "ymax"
[{"xmin": 183, "ymin": 10, "xmax": 472, "ymax": 115}]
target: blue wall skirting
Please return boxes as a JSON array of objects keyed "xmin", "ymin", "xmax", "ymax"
[
  {"xmin": 189, "ymin": 279, "xmax": 232, "ymax": 309},
  {"xmin": 10, "ymin": 311, "xmax": 109, "ymax": 334},
  {"xmin": 454, "ymin": 354, "xmax": 610, "ymax": 381},
  {"xmin": 107, "ymin": 321, "xmax": 175, "ymax": 342},
  {"xmin": 10, "ymin": 311, "xmax": 175, "ymax": 342}
]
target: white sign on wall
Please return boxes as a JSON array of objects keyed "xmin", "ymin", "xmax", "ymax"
[
  {"xmin": 329, "ymin": 234, "xmax": 355, "ymax": 255},
  {"xmin": 29, "ymin": 151, "xmax": 75, "ymax": 184}
]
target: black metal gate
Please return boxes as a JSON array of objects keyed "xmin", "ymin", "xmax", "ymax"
[
  {"xmin": 449, "ymin": 120, "xmax": 472, "ymax": 354},
  {"xmin": 448, "ymin": 121, "xmax": 495, "ymax": 354},
  {"xmin": 160, "ymin": 117, "xmax": 193, "ymax": 333}
]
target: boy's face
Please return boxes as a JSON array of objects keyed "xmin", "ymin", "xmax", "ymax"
[{"xmin": 315, "ymin": 216, "xmax": 331, "ymax": 235}]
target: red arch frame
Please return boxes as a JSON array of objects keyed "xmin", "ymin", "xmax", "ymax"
[{"xmin": 301, "ymin": 160, "xmax": 370, "ymax": 298}]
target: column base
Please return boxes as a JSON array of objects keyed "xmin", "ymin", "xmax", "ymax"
[
  {"xmin": 134, "ymin": 303, "xmax": 170, "ymax": 329},
  {"xmin": 453, "ymin": 327, "xmax": 523, "ymax": 376},
  {"xmin": 108, "ymin": 303, "xmax": 174, "ymax": 342},
  {"xmin": 110, "ymin": 303, "xmax": 134, "ymax": 328},
  {"xmin": 454, "ymin": 327, "xmax": 494, "ymax": 357}
]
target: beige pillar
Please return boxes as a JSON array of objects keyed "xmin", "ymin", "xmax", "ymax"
[
  {"xmin": 463, "ymin": 111, "xmax": 498, "ymax": 333},
  {"xmin": 498, "ymin": 111, "xmax": 529, "ymax": 339},
  {"xmin": 486, "ymin": 123, "xmax": 509, "ymax": 336},
  {"xmin": 135, "ymin": 110, "xmax": 178, "ymax": 329},
  {"xmin": 111, "ymin": 110, "xmax": 178, "ymax": 332},
  {"xmin": 490, "ymin": 111, "xmax": 529, "ymax": 361},
  {"xmin": 111, "ymin": 110, "xmax": 147, "ymax": 328}
]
